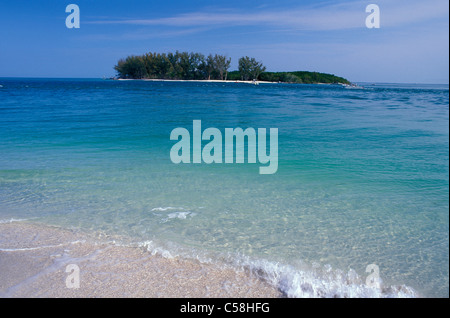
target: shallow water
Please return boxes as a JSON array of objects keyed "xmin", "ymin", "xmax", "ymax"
[{"xmin": 0, "ymin": 78, "xmax": 448, "ymax": 297}]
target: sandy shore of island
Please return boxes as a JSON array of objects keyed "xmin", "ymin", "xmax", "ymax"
[
  {"xmin": 117, "ymin": 78, "xmax": 276, "ymax": 84},
  {"xmin": 114, "ymin": 78, "xmax": 349, "ymax": 86},
  {"xmin": 0, "ymin": 221, "xmax": 282, "ymax": 298}
]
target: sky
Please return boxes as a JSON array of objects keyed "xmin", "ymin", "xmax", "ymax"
[{"xmin": 0, "ymin": 0, "xmax": 448, "ymax": 83}]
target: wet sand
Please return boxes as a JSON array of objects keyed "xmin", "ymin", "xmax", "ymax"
[{"xmin": 0, "ymin": 222, "xmax": 282, "ymax": 298}]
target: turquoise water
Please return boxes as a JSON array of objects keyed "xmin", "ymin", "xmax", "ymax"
[{"xmin": 0, "ymin": 78, "xmax": 448, "ymax": 297}]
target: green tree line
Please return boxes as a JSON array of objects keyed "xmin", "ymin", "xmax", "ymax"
[
  {"xmin": 114, "ymin": 51, "xmax": 232, "ymax": 80},
  {"xmin": 114, "ymin": 51, "xmax": 350, "ymax": 84},
  {"xmin": 227, "ymin": 70, "xmax": 350, "ymax": 84}
]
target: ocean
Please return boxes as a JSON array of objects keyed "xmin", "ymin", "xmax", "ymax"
[{"xmin": 0, "ymin": 78, "xmax": 448, "ymax": 297}]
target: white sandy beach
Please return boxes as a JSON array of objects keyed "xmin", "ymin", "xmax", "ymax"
[{"xmin": 0, "ymin": 221, "xmax": 281, "ymax": 298}]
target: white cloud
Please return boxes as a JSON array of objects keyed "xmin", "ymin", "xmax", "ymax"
[{"xmin": 87, "ymin": 0, "xmax": 448, "ymax": 31}]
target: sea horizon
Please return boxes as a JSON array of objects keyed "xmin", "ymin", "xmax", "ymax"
[{"xmin": 1, "ymin": 77, "xmax": 449, "ymax": 86}]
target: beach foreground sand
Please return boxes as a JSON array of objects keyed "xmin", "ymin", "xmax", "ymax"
[{"xmin": 0, "ymin": 222, "xmax": 281, "ymax": 298}]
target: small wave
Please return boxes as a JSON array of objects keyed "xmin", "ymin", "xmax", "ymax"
[
  {"xmin": 134, "ymin": 239, "xmax": 417, "ymax": 298},
  {"xmin": 167, "ymin": 211, "xmax": 195, "ymax": 219},
  {"xmin": 0, "ymin": 240, "xmax": 85, "ymax": 252},
  {"xmin": 151, "ymin": 206, "xmax": 197, "ymax": 223},
  {"xmin": 161, "ymin": 211, "xmax": 196, "ymax": 223},
  {"xmin": 0, "ymin": 218, "xmax": 28, "ymax": 224},
  {"xmin": 151, "ymin": 207, "xmax": 183, "ymax": 212},
  {"xmin": 137, "ymin": 240, "xmax": 178, "ymax": 259},
  {"xmin": 234, "ymin": 258, "xmax": 417, "ymax": 298}
]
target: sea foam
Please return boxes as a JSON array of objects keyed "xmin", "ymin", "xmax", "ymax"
[
  {"xmin": 0, "ymin": 218, "xmax": 28, "ymax": 224},
  {"xmin": 135, "ymin": 238, "xmax": 417, "ymax": 298},
  {"xmin": 239, "ymin": 258, "xmax": 418, "ymax": 298}
]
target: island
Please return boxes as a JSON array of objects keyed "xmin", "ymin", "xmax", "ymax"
[{"xmin": 113, "ymin": 51, "xmax": 351, "ymax": 85}]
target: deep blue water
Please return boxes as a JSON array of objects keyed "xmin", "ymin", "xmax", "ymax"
[{"xmin": 0, "ymin": 78, "xmax": 448, "ymax": 297}]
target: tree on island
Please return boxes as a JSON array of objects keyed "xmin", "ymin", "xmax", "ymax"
[
  {"xmin": 214, "ymin": 54, "xmax": 232, "ymax": 81},
  {"xmin": 115, "ymin": 55, "xmax": 147, "ymax": 79},
  {"xmin": 205, "ymin": 54, "xmax": 215, "ymax": 81},
  {"xmin": 238, "ymin": 56, "xmax": 266, "ymax": 81}
]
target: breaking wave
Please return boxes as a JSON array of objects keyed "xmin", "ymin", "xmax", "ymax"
[{"xmin": 135, "ymin": 239, "xmax": 417, "ymax": 298}]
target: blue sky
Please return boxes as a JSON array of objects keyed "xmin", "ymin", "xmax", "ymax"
[{"xmin": 0, "ymin": 0, "xmax": 448, "ymax": 83}]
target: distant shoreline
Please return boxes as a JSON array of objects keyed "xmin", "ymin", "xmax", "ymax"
[
  {"xmin": 117, "ymin": 78, "xmax": 273, "ymax": 84},
  {"xmin": 114, "ymin": 78, "xmax": 347, "ymax": 85}
]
